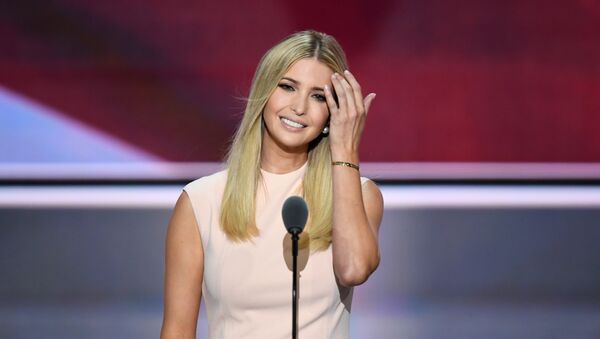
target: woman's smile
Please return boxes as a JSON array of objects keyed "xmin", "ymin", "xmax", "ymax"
[{"xmin": 280, "ymin": 116, "xmax": 306, "ymax": 130}]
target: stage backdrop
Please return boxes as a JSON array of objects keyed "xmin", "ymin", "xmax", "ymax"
[{"xmin": 1, "ymin": 0, "xmax": 599, "ymax": 178}]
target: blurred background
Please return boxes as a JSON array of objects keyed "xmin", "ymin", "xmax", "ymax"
[{"xmin": 1, "ymin": 0, "xmax": 600, "ymax": 338}]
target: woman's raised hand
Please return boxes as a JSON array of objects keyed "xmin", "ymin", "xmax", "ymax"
[{"xmin": 324, "ymin": 70, "xmax": 376, "ymax": 161}]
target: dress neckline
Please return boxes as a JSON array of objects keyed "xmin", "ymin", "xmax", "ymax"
[{"xmin": 260, "ymin": 161, "xmax": 308, "ymax": 177}]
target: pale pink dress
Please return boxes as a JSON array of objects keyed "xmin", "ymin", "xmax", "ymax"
[{"xmin": 183, "ymin": 162, "xmax": 368, "ymax": 339}]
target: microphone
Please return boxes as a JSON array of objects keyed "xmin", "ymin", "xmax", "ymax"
[
  {"xmin": 282, "ymin": 196, "xmax": 308, "ymax": 235},
  {"xmin": 281, "ymin": 195, "xmax": 308, "ymax": 339}
]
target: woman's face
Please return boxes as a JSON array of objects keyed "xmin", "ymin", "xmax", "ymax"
[{"xmin": 262, "ymin": 58, "xmax": 333, "ymax": 154}]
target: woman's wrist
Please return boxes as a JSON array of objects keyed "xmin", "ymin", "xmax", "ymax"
[
  {"xmin": 330, "ymin": 148, "xmax": 359, "ymax": 164},
  {"xmin": 330, "ymin": 149, "xmax": 360, "ymax": 172},
  {"xmin": 332, "ymin": 161, "xmax": 360, "ymax": 171}
]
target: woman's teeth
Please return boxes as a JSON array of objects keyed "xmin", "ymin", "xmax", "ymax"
[{"xmin": 281, "ymin": 117, "xmax": 305, "ymax": 128}]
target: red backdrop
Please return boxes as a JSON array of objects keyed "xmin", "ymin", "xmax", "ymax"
[{"xmin": 1, "ymin": 0, "xmax": 599, "ymax": 162}]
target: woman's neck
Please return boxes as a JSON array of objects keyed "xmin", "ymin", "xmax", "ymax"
[{"xmin": 260, "ymin": 147, "xmax": 308, "ymax": 174}]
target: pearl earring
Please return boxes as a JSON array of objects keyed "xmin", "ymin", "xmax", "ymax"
[{"xmin": 322, "ymin": 126, "xmax": 329, "ymax": 134}]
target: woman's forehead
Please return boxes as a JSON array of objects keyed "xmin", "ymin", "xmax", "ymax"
[{"xmin": 283, "ymin": 58, "xmax": 333, "ymax": 84}]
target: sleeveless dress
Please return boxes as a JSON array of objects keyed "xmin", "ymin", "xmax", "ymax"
[{"xmin": 183, "ymin": 162, "xmax": 369, "ymax": 339}]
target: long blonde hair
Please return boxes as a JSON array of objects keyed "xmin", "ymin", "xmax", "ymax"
[{"xmin": 220, "ymin": 30, "xmax": 348, "ymax": 251}]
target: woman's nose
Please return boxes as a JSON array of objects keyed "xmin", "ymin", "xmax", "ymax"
[{"xmin": 291, "ymin": 96, "xmax": 307, "ymax": 115}]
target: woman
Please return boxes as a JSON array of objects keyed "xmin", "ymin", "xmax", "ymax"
[{"xmin": 161, "ymin": 30, "xmax": 383, "ymax": 339}]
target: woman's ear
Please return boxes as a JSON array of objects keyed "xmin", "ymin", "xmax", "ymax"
[{"xmin": 322, "ymin": 114, "xmax": 330, "ymax": 135}]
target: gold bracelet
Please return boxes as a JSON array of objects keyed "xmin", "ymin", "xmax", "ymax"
[{"xmin": 332, "ymin": 161, "xmax": 360, "ymax": 171}]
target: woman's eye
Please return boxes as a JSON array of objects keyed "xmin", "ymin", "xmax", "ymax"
[
  {"xmin": 313, "ymin": 94, "xmax": 326, "ymax": 102},
  {"xmin": 278, "ymin": 84, "xmax": 294, "ymax": 91}
]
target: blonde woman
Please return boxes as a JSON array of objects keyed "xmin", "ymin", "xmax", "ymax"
[{"xmin": 161, "ymin": 30, "xmax": 383, "ymax": 339}]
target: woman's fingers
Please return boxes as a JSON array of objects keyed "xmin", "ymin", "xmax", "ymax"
[
  {"xmin": 337, "ymin": 73, "xmax": 357, "ymax": 118},
  {"xmin": 364, "ymin": 93, "xmax": 376, "ymax": 115},
  {"xmin": 324, "ymin": 84, "xmax": 338, "ymax": 115},
  {"xmin": 331, "ymin": 73, "xmax": 348, "ymax": 118},
  {"xmin": 343, "ymin": 70, "xmax": 365, "ymax": 115},
  {"xmin": 328, "ymin": 71, "xmax": 375, "ymax": 121}
]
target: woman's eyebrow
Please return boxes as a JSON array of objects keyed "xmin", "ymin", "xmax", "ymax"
[{"xmin": 281, "ymin": 77, "xmax": 325, "ymax": 92}]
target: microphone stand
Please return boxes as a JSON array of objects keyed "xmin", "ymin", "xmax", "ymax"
[
  {"xmin": 281, "ymin": 195, "xmax": 308, "ymax": 339},
  {"xmin": 291, "ymin": 232, "xmax": 299, "ymax": 339}
]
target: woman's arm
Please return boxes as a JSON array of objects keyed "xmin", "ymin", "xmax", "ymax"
[
  {"xmin": 325, "ymin": 70, "xmax": 383, "ymax": 287},
  {"xmin": 331, "ymin": 167, "xmax": 383, "ymax": 287},
  {"xmin": 160, "ymin": 192, "xmax": 204, "ymax": 339}
]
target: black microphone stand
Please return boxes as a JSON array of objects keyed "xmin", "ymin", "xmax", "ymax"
[
  {"xmin": 281, "ymin": 195, "xmax": 308, "ymax": 339},
  {"xmin": 291, "ymin": 231, "xmax": 299, "ymax": 339}
]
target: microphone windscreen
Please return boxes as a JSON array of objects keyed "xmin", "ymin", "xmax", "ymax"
[{"xmin": 281, "ymin": 196, "xmax": 309, "ymax": 234}]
